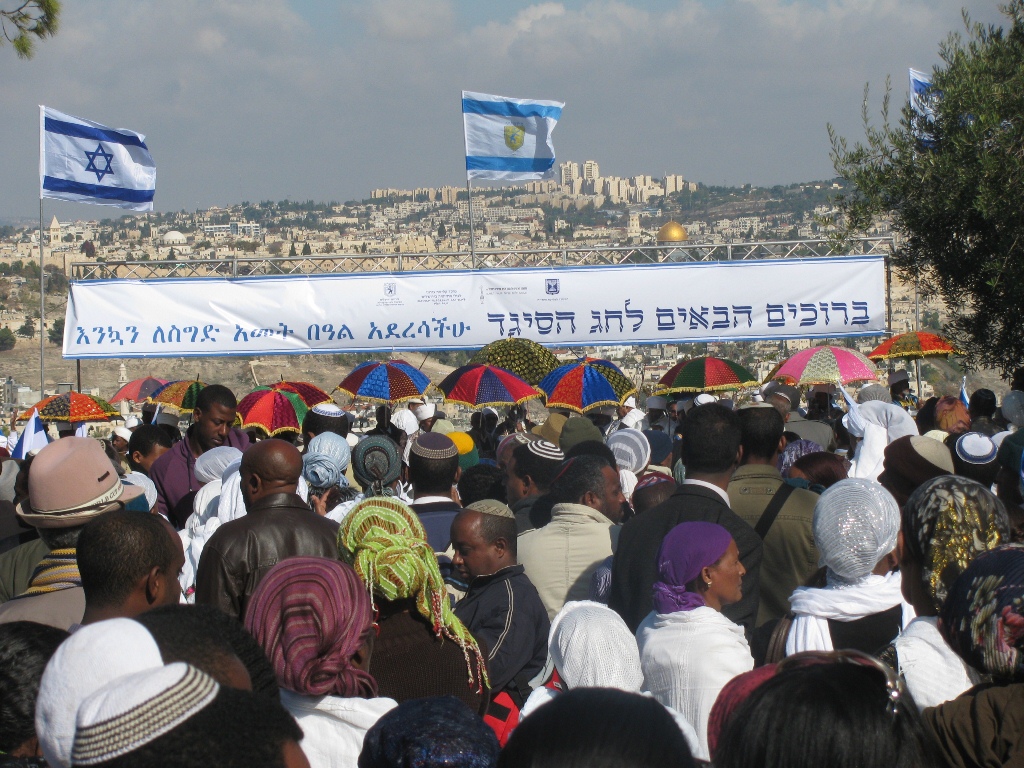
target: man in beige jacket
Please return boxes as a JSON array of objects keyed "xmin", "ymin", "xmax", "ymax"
[{"xmin": 517, "ymin": 454, "xmax": 625, "ymax": 619}]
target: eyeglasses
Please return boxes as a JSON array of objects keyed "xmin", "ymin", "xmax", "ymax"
[{"xmin": 777, "ymin": 649, "xmax": 904, "ymax": 717}]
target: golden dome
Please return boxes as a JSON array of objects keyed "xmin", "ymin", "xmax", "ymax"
[{"xmin": 657, "ymin": 221, "xmax": 688, "ymax": 243}]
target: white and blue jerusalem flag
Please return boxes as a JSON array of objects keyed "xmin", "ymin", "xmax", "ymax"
[
  {"xmin": 909, "ymin": 68, "xmax": 938, "ymax": 121},
  {"xmin": 39, "ymin": 106, "xmax": 156, "ymax": 211},
  {"xmin": 462, "ymin": 91, "xmax": 564, "ymax": 181}
]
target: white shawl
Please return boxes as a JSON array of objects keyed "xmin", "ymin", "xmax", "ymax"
[
  {"xmin": 636, "ymin": 607, "xmax": 754, "ymax": 761},
  {"xmin": 787, "ymin": 571, "xmax": 914, "ymax": 654},
  {"xmin": 896, "ymin": 617, "xmax": 980, "ymax": 711}
]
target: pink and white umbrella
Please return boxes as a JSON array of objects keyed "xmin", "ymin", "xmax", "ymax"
[{"xmin": 767, "ymin": 345, "xmax": 879, "ymax": 386}]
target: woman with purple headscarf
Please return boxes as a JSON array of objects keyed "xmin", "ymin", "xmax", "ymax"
[
  {"xmin": 635, "ymin": 522, "xmax": 754, "ymax": 761},
  {"xmin": 245, "ymin": 556, "xmax": 397, "ymax": 768}
]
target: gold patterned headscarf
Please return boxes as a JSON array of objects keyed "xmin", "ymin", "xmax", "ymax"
[{"xmin": 903, "ymin": 475, "xmax": 1010, "ymax": 611}]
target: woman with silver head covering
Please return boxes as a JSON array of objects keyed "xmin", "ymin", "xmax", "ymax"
[
  {"xmin": 893, "ymin": 475, "xmax": 1010, "ymax": 710},
  {"xmin": 784, "ymin": 478, "xmax": 912, "ymax": 655}
]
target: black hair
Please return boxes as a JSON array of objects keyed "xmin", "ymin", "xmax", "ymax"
[
  {"xmin": 511, "ymin": 442, "xmax": 563, "ymax": 491},
  {"xmin": 77, "ymin": 510, "xmax": 177, "ymax": 609},
  {"xmin": 915, "ymin": 397, "xmax": 939, "ymax": 435},
  {"xmin": 134, "ymin": 604, "xmax": 278, "ymax": 699},
  {"xmin": 457, "ymin": 463, "xmax": 506, "ymax": 506},
  {"xmin": 92, "ymin": 684, "xmax": 301, "ymax": 768},
  {"xmin": 738, "ymin": 407, "xmax": 785, "ymax": 461},
  {"xmin": 548, "ymin": 455, "xmax": 609, "ymax": 505},
  {"xmin": 563, "ymin": 440, "xmax": 617, "ymax": 470},
  {"xmin": 302, "ymin": 408, "xmax": 350, "ymax": 439},
  {"xmin": 632, "ymin": 480, "xmax": 677, "ymax": 515},
  {"xmin": 478, "ymin": 510, "xmax": 519, "ymax": 559},
  {"xmin": 195, "ymin": 384, "xmax": 237, "ymax": 413},
  {"xmin": 713, "ymin": 663, "xmax": 932, "ymax": 768},
  {"xmin": 682, "ymin": 404, "xmax": 741, "ymax": 475},
  {"xmin": 38, "ymin": 524, "xmax": 86, "ymax": 550},
  {"xmin": 408, "ymin": 450, "xmax": 459, "ymax": 496},
  {"xmin": 0, "ymin": 621, "xmax": 69, "ymax": 753},
  {"xmin": 790, "ymin": 452, "xmax": 849, "ymax": 489},
  {"xmin": 968, "ymin": 388, "xmax": 997, "ymax": 419},
  {"xmin": 499, "ymin": 688, "xmax": 694, "ymax": 768}
]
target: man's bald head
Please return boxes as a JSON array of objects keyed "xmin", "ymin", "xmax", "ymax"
[{"xmin": 240, "ymin": 439, "xmax": 303, "ymax": 511}]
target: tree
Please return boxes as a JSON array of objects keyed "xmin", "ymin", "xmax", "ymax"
[
  {"xmin": 1, "ymin": 0, "xmax": 59, "ymax": 59},
  {"xmin": 830, "ymin": 2, "xmax": 1024, "ymax": 374},
  {"xmin": 288, "ymin": 242, "xmax": 297, "ymax": 257},
  {"xmin": 80, "ymin": 240, "xmax": 95, "ymax": 258},
  {"xmin": 16, "ymin": 318, "xmax": 34, "ymax": 339},
  {"xmin": 47, "ymin": 316, "xmax": 63, "ymax": 345},
  {"xmin": 0, "ymin": 328, "xmax": 14, "ymax": 351},
  {"xmin": 301, "ymin": 242, "xmax": 312, "ymax": 256},
  {"xmin": 438, "ymin": 222, "xmax": 447, "ymax": 239}
]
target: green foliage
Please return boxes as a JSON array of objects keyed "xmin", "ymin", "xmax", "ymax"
[
  {"xmin": 79, "ymin": 240, "xmax": 95, "ymax": 258},
  {"xmin": 288, "ymin": 242, "xmax": 297, "ymax": 257},
  {"xmin": 0, "ymin": 328, "xmax": 15, "ymax": 351},
  {"xmin": 830, "ymin": 2, "xmax": 1024, "ymax": 374},
  {"xmin": 16, "ymin": 318, "xmax": 34, "ymax": 338},
  {"xmin": 47, "ymin": 316, "xmax": 63, "ymax": 345},
  {"xmin": 301, "ymin": 242, "xmax": 312, "ymax": 256},
  {"xmin": 1, "ymin": 0, "xmax": 59, "ymax": 59}
]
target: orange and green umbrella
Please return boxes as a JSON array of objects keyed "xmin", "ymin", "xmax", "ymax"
[
  {"xmin": 148, "ymin": 380, "xmax": 206, "ymax": 413},
  {"xmin": 21, "ymin": 392, "xmax": 118, "ymax": 422},
  {"xmin": 654, "ymin": 357, "xmax": 758, "ymax": 394},
  {"xmin": 867, "ymin": 331, "xmax": 956, "ymax": 361},
  {"xmin": 237, "ymin": 387, "xmax": 308, "ymax": 436}
]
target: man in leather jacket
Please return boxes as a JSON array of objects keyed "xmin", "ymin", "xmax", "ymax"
[{"xmin": 195, "ymin": 439, "xmax": 339, "ymax": 620}]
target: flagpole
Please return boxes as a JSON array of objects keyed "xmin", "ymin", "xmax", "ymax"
[
  {"xmin": 38, "ymin": 198, "xmax": 45, "ymax": 398},
  {"xmin": 466, "ymin": 179, "xmax": 477, "ymax": 269}
]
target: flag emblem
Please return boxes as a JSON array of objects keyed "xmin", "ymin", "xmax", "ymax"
[
  {"xmin": 84, "ymin": 143, "xmax": 114, "ymax": 182},
  {"xmin": 504, "ymin": 124, "xmax": 525, "ymax": 152}
]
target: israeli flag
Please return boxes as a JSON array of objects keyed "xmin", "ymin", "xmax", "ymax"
[
  {"xmin": 960, "ymin": 376, "xmax": 970, "ymax": 408},
  {"xmin": 462, "ymin": 91, "xmax": 564, "ymax": 181},
  {"xmin": 909, "ymin": 68, "xmax": 938, "ymax": 121},
  {"xmin": 39, "ymin": 106, "xmax": 156, "ymax": 211},
  {"xmin": 11, "ymin": 409, "xmax": 50, "ymax": 459}
]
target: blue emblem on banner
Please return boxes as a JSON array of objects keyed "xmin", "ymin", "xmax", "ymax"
[{"xmin": 545, "ymin": 278, "xmax": 560, "ymax": 295}]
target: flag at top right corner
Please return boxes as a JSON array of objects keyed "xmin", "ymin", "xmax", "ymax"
[{"xmin": 462, "ymin": 91, "xmax": 564, "ymax": 181}]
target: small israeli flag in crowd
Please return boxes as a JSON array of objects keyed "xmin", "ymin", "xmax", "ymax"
[
  {"xmin": 462, "ymin": 91, "xmax": 564, "ymax": 181},
  {"xmin": 960, "ymin": 376, "xmax": 970, "ymax": 408},
  {"xmin": 11, "ymin": 409, "xmax": 50, "ymax": 460},
  {"xmin": 39, "ymin": 106, "xmax": 156, "ymax": 211}
]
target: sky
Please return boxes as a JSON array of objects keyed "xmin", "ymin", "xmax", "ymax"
[{"xmin": 0, "ymin": 0, "xmax": 1006, "ymax": 221}]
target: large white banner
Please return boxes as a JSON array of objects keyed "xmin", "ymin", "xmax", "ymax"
[{"xmin": 63, "ymin": 256, "xmax": 886, "ymax": 359}]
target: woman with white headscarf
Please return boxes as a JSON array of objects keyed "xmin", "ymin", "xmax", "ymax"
[
  {"xmin": 845, "ymin": 400, "xmax": 919, "ymax": 481},
  {"xmin": 520, "ymin": 601, "xmax": 699, "ymax": 754},
  {"xmin": 783, "ymin": 478, "xmax": 913, "ymax": 656}
]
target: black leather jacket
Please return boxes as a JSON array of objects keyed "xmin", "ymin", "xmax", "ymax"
[{"xmin": 194, "ymin": 492, "xmax": 340, "ymax": 620}]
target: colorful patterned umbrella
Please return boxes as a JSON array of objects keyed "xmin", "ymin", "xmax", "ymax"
[
  {"xmin": 336, "ymin": 360, "xmax": 433, "ymax": 404},
  {"xmin": 109, "ymin": 377, "xmax": 168, "ymax": 404},
  {"xmin": 267, "ymin": 381, "xmax": 332, "ymax": 408},
  {"xmin": 768, "ymin": 345, "xmax": 879, "ymax": 386},
  {"xmin": 538, "ymin": 357, "xmax": 638, "ymax": 414},
  {"xmin": 867, "ymin": 331, "xmax": 957, "ymax": 361},
  {"xmin": 148, "ymin": 380, "xmax": 207, "ymax": 413},
  {"xmin": 21, "ymin": 392, "xmax": 118, "ymax": 422},
  {"xmin": 437, "ymin": 364, "xmax": 541, "ymax": 409},
  {"xmin": 237, "ymin": 388, "xmax": 308, "ymax": 436},
  {"xmin": 469, "ymin": 338, "xmax": 560, "ymax": 385},
  {"xmin": 655, "ymin": 357, "xmax": 759, "ymax": 394}
]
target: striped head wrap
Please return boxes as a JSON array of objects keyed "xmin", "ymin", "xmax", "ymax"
[
  {"xmin": 338, "ymin": 497, "xmax": 488, "ymax": 692},
  {"xmin": 18, "ymin": 548, "xmax": 80, "ymax": 597},
  {"xmin": 607, "ymin": 429, "xmax": 651, "ymax": 473},
  {"xmin": 903, "ymin": 475, "xmax": 1009, "ymax": 611},
  {"xmin": 244, "ymin": 556, "xmax": 378, "ymax": 698},
  {"xmin": 72, "ymin": 663, "xmax": 218, "ymax": 765},
  {"xmin": 352, "ymin": 436, "xmax": 402, "ymax": 497},
  {"xmin": 941, "ymin": 543, "xmax": 1024, "ymax": 680}
]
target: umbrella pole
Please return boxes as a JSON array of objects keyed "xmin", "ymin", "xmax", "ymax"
[{"xmin": 914, "ymin": 275, "xmax": 922, "ymax": 401}]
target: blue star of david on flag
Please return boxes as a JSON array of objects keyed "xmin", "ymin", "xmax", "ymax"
[
  {"xmin": 84, "ymin": 143, "xmax": 114, "ymax": 182},
  {"xmin": 39, "ymin": 106, "xmax": 156, "ymax": 211}
]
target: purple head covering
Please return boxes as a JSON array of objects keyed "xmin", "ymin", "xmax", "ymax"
[
  {"xmin": 777, "ymin": 438, "xmax": 824, "ymax": 477},
  {"xmin": 652, "ymin": 521, "xmax": 733, "ymax": 614}
]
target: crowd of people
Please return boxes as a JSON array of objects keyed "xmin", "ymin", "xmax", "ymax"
[{"xmin": 1, "ymin": 370, "xmax": 1024, "ymax": 766}]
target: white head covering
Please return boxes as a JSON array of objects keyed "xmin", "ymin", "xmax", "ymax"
[
  {"xmin": 549, "ymin": 601, "xmax": 643, "ymax": 690},
  {"xmin": 310, "ymin": 402, "xmax": 344, "ymax": 417},
  {"xmin": 1002, "ymin": 391, "xmax": 1024, "ymax": 428},
  {"xmin": 124, "ymin": 416, "xmax": 141, "ymax": 429},
  {"xmin": 623, "ymin": 396, "xmax": 637, "ymax": 408},
  {"xmin": 412, "ymin": 403, "xmax": 436, "ymax": 421},
  {"xmin": 302, "ymin": 432, "xmax": 352, "ymax": 490},
  {"xmin": 693, "ymin": 393, "xmax": 717, "ymax": 406},
  {"xmin": 619, "ymin": 469, "xmax": 638, "ymax": 502},
  {"xmin": 607, "ymin": 429, "xmax": 651, "ymax": 473},
  {"xmin": 844, "ymin": 400, "xmax": 918, "ymax": 441},
  {"xmin": 123, "ymin": 471, "xmax": 158, "ymax": 511},
  {"xmin": 621, "ymin": 408, "xmax": 645, "ymax": 428},
  {"xmin": 390, "ymin": 409, "xmax": 420, "ymax": 436},
  {"xmin": 37, "ymin": 619, "xmax": 164, "ymax": 768},
  {"xmin": 813, "ymin": 478, "xmax": 900, "ymax": 586},
  {"xmin": 112, "ymin": 426, "xmax": 133, "ymax": 442},
  {"xmin": 193, "ymin": 446, "xmax": 243, "ymax": 485},
  {"xmin": 646, "ymin": 395, "xmax": 668, "ymax": 410}
]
